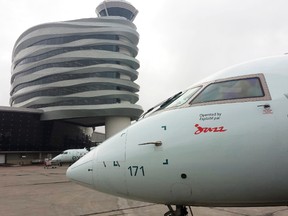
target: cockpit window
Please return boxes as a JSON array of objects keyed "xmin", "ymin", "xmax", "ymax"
[
  {"xmin": 139, "ymin": 74, "xmax": 270, "ymax": 120},
  {"xmin": 139, "ymin": 87, "xmax": 201, "ymax": 119},
  {"xmin": 164, "ymin": 87, "xmax": 201, "ymax": 109},
  {"xmin": 192, "ymin": 77, "xmax": 264, "ymax": 104},
  {"xmin": 63, "ymin": 152, "xmax": 68, "ymax": 154}
]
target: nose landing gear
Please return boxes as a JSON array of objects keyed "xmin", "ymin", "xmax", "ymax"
[{"xmin": 164, "ymin": 205, "xmax": 193, "ymax": 216}]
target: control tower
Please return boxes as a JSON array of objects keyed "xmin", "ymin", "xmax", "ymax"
[
  {"xmin": 11, "ymin": 0, "xmax": 143, "ymax": 139},
  {"xmin": 96, "ymin": 0, "xmax": 138, "ymax": 21}
]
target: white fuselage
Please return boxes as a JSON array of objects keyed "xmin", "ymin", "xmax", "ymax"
[
  {"xmin": 52, "ymin": 149, "xmax": 88, "ymax": 164},
  {"xmin": 67, "ymin": 55, "xmax": 288, "ymax": 207}
]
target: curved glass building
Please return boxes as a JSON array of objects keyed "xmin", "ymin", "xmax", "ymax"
[{"xmin": 10, "ymin": 0, "xmax": 143, "ymax": 137}]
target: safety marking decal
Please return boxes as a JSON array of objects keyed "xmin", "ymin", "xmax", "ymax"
[
  {"xmin": 161, "ymin": 125, "xmax": 167, "ymax": 130},
  {"xmin": 194, "ymin": 124, "xmax": 227, "ymax": 135},
  {"xmin": 163, "ymin": 159, "xmax": 169, "ymax": 165},
  {"xmin": 103, "ymin": 161, "xmax": 121, "ymax": 168},
  {"xmin": 113, "ymin": 161, "xmax": 120, "ymax": 167}
]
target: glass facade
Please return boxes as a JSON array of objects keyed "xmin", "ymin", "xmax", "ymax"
[
  {"xmin": 15, "ymin": 45, "xmax": 119, "ymax": 67},
  {"xmin": 13, "ymin": 72, "xmax": 120, "ymax": 93},
  {"xmin": 13, "ymin": 60, "xmax": 120, "ymax": 80},
  {"xmin": 29, "ymin": 98, "xmax": 120, "ymax": 109},
  {"xmin": 11, "ymin": 17, "xmax": 141, "ymax": 116},
  {"xmin": 13, "ymin": 83, "xmax": 137, "ymax": 104},
  {"xmin": 98, "ymin": 8, "xmax": 135, "ymax": 21},
  {"xmin": 0, "ymin": 110, "xmax": 91, "ymax": 151}
]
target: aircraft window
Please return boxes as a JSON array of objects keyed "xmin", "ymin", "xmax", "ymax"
[
  {"xmin": 63, "ymin": 152, "xmax": 68, "ymax": 154},
  {"xmin": 164, "ymin": 87, "xmax": 201, "ymax": 109},
  {"xmin": 192, "ymin": 77, "xmax": 264, "ymax": 104},
  {"xmin": 139, "ymin": 87, "xmax": 201, "ymax": 119}
]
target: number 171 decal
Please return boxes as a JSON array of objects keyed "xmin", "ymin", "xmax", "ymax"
[{"xmin": 128, "ymin": 166, "xmax": 145, "ymax": 176}]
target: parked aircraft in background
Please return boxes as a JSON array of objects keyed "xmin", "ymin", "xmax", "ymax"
[
  {"xmin": 66, "ymin": 55, "xmax": 288, "ymax": 216},
  {"xmin": 52, "ymin": 148, "xmax": 89, "ymax": 166}
]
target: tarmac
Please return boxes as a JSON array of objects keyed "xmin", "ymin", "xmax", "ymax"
[{"xmin": 1, "ymin": 165, "xmax": 288, "ymax": 216}]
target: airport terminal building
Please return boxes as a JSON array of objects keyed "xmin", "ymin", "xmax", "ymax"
[{"xmin": 0, "ymin": 0, "xmax": 143, "ymax": 165}]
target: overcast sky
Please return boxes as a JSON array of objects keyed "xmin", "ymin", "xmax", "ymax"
[{"xmin": 1, "ymin": 0, "xmax": 288, "ymax": 111}]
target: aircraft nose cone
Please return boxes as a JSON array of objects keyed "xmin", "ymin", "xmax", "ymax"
[
  {"xmin": 51, "ymin": 155, "xmax": 60, "ymax": 162},
  {"xmin": 66, "ymin": 149, "xmax": 95, "ymax": 189}
]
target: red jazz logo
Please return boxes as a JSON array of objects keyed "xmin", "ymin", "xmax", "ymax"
[{"xmin": 194, "ymin": 124, "xmax": 227, "ymax": 135}]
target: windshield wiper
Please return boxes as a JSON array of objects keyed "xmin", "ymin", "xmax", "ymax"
[
  {"xmin": 138, "ymin": 92, "xmax": 182, "ymax": 120},
  {"xmin": 159, "ymin": 92, "xmax": 182, "ymax": 109},
  {"xmin": 138, "ymin": 102, "xmax": 163, "ymax": 120}
]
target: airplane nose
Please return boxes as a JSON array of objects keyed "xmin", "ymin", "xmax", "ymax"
[
  {"xmin": 66, "ymin": 149, "xmax": 95, "ymax": 189},
  {"xmin": 51, "ymin": 155, "xmax": 60, "ymax": 162}
]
